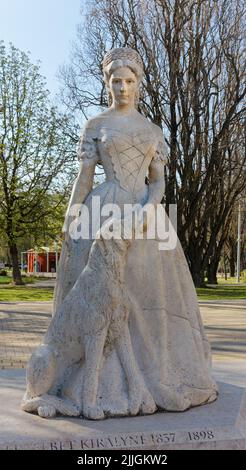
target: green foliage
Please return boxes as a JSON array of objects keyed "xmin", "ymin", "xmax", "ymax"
[
  {"xmin": 0, "ymin": 42, "xmax": 77, "ymax": 235},
  {"xmin": 0, "ymin": 42, "xmax": 79, "ymax": 280}
]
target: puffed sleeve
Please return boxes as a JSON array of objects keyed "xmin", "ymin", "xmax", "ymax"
[
  {"xmin": 77, "ymin": 124, "xmax": 100, "ymax": 164},
  {"xmin": 152, "ymin": 139, "xmax": 169, "ymax": 165}
]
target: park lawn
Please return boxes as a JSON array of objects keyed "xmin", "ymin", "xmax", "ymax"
[
  {"xmin": 217, "ymin": 277, "xmax": 246, "ymax": 284},
  {"xmin": 0, "ymin": 286, "xmax": 53, "ymax": 301},
  {"xmin": 0, "ymin": 280, "xmax": 245, "ymax": 302},
  {"xmin": 0, "ymin": 275, "xmax": 15, "ymax": 284},
  {"xmin": 0, "ymin": 275, "xmax": 45, "ymax": 285},
  {"xmin": 197, "ymin": 284, "xmax": 246, "ymax": 300},
  {"xmin": 217, "ymin": 276, "xmax": 236, "ymax": 284}
]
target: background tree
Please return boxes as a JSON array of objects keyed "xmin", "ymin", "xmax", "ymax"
[
  {"xmin": 224, "ymin": 196, "xmax": 246, "ymax": 278},
  {"xmin": 18, "ymin": 192, "xmax": 69, "ymax": 251},
  {"xmin": 59, "ymin": 0, "xmax": 246, "ymax": 286},
  {"xmin": 0, "ymin": 42, "xmax": 78, "ymax": 284}
]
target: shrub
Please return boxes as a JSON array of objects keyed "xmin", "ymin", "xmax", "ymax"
[
  {"xmin": 0, "ymin": 270, "xmax": 7, "ymax": 276},
  {"xmin": 241, "ymin": 270, "xmax": 246, "ymax": 282}
]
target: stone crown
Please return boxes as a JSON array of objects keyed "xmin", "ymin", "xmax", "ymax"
[{"xmin": 102, "ymin": 47, "xmax": 143, "ymax": 72}]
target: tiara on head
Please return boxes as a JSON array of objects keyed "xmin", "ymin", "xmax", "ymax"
[{"xmin": 102, "ymin": 47, "xmax": 143, "ymax": 73}]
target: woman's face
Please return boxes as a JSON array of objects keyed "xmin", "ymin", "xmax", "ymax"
[{"xmin": 109, "ymin": 67, "xmax": 139, "ymax": 108}]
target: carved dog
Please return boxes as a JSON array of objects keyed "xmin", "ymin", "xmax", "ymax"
[{"xmin": 21, "ymin": 232, "xmax": 156, "ymax": 419}]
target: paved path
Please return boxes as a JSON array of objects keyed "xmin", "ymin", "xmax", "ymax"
[
  {"xmin": 0, "ymin": 302, "xmax": 52, "ymax": 369},
  {"xmin": 201, "ymin": 302, "xmax": 246, "ymax": 360},
  {"xmin": 0, "ymin": 301, "xmax": 246, "ymax": 375},
  {"xmin": 26, "ymin": 280, "xmax": 56, "ymax": 288}
]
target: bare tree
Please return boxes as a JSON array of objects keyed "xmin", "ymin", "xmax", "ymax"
[
  {"xmin": 223, "ymin": 194, "xmax": 246, "ymax": 279},
  {"xmin": 59, "ymin": 0, "xmax": 246, "ymax": 286}
]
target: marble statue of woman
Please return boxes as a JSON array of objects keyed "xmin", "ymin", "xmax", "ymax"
[{"xmin": 22, "ymin": 47, "xmax": 218, "ymax": 419}]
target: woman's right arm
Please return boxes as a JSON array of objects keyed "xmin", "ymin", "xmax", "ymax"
[
  {"xmin": 62, "ymin": 122, "xmax": 99, "ymax": 235},
  {"xmin": 62, "ymin": 158, "xmax": 96, "ymax": 234}
]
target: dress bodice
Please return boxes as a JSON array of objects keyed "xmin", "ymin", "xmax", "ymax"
[
  {"xmin": 78, "ymin": 115, "xmax": 168, "ymax": 197},
  {"xmin": 98, "ymin": 128, "xmax": 156, "ymax": 193}
]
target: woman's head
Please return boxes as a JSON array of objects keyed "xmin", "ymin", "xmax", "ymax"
[{"xmin": 102, "ymin": 47, "xmax": 143, "ymax": 108}]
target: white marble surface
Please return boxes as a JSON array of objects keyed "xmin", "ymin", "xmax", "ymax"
[{"xmin": 1, "ymin": 369, "xmax": 245, "ymax": 450}]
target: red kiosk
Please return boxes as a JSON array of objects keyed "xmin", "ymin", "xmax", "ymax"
[{"xmin": 21, "ymin": 248, "xmax": 60, "ymax": 275}]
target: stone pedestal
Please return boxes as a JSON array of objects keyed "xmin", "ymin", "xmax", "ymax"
[{"xmin": 0, "ymin": 370, "xmax": 245, "ymax": 450}]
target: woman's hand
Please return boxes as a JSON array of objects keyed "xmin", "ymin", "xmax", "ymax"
[
  {"xmin": 136, "ymin": 204, "xmax": 154, "ymax": 234},
  {"xmin": 137, "ymin": 209, "xmax": 148, "ymax": 232}
]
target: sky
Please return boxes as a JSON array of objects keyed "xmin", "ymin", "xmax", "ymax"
[{"xmin": 0, "ymin": 0, "xmax": 83, "ymax": 96}]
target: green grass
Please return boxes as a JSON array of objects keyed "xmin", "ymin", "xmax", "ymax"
[
  {"xmin": 0, "ymin": 277, "xmax": 245, "ymax": 302},
  {"xmin": 0, "ymin": 286, "xmax": 53, "ymax": 301},
  {"xmin": 197, "ymin": 285, "xmax": 246, "ymax": 300},
  {"xmin": 0, "ymin": 276, "xmax": 12, "ymax": 284},
  {"xmin": 217, "ymin": 276, "xmax": 245, "ymax": 284},
  {"xmin": 0, "ymin": 275, "xmax": 46, "ymax": 285}
]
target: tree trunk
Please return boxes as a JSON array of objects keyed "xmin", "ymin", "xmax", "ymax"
[
  {"xmin": 189, "ymin": 262, "xmax": 206, "ymax": 287},
  {"xmin": 207, "ymin": 260, "xmax": 219, "ymax": 284},
  {"xmin": 223, "ymin": 252, "xmax": 228, "ymax": 280},
  {"xmin": 8, "ymin": 242, "xmax": 23, "ymax": 285},
  {"xmin": 229, "ymin": 253, "xmax": 236, "ymax": 277}
]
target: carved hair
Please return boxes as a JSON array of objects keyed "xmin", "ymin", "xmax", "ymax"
[{"xmin": 102, "ymin": 47, "xmax": 143, "ymax": 107}]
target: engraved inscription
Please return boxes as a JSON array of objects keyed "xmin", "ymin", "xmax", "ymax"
[
  {"xmin": 151, "ymin": 433, "xmax": 176, "ymax": 445},
  {"xmin": 3, "ymin": 429, "xmax": 219, "ymax": 450},
  {"xmin": 188, "ymin": 430, "xmax": 215, "ymax": 441},
  {"xmin": 80, "ymin": 433, "xmax": 150, "ymax": 449}
]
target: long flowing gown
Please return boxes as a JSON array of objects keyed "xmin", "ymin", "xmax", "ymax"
[{"xmin": 53, "ymin": 114, "xmax": 218, "ymax": 413}]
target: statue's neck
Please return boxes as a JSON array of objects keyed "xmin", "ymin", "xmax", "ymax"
[{"xmin": 109, "ymin": 105, "xmax": 137, "ymax": 117}]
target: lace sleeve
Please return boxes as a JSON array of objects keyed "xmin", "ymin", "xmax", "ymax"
[
  {"xmin": 77, "ymin": 126, "xmax": 100, "ymax": 163},
  {"xmin": 153, "ymin": 140, "xmax": 169, "ymax": 165}
]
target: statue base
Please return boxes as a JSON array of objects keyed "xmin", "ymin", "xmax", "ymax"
[{"xmin": 1, "ymin": 370, "xmax": 245, "ymax": 450}]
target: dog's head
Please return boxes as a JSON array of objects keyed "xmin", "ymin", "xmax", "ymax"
[
  {"xmin": 96, "ymin": 233, "xmax": 131, "ymax": 256},
  {"xmin": 111, "ymin": 236, "xmax": 131, "ymax": 254},
  {"xmin": 95, "ymin": 217, "xmax": 132, "ymax": 256}
]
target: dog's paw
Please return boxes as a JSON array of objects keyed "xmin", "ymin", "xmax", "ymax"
[
  {"xmin": 83, "ymin": 404, "xmax": 105, "ymax": 420},
  {"xmin": 128, "ymin": 386, "xmax": 157, "ymax": 416},
  {"xmin": 38, "ymin": 405, "xmax": 56, "ymax": 418}
]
